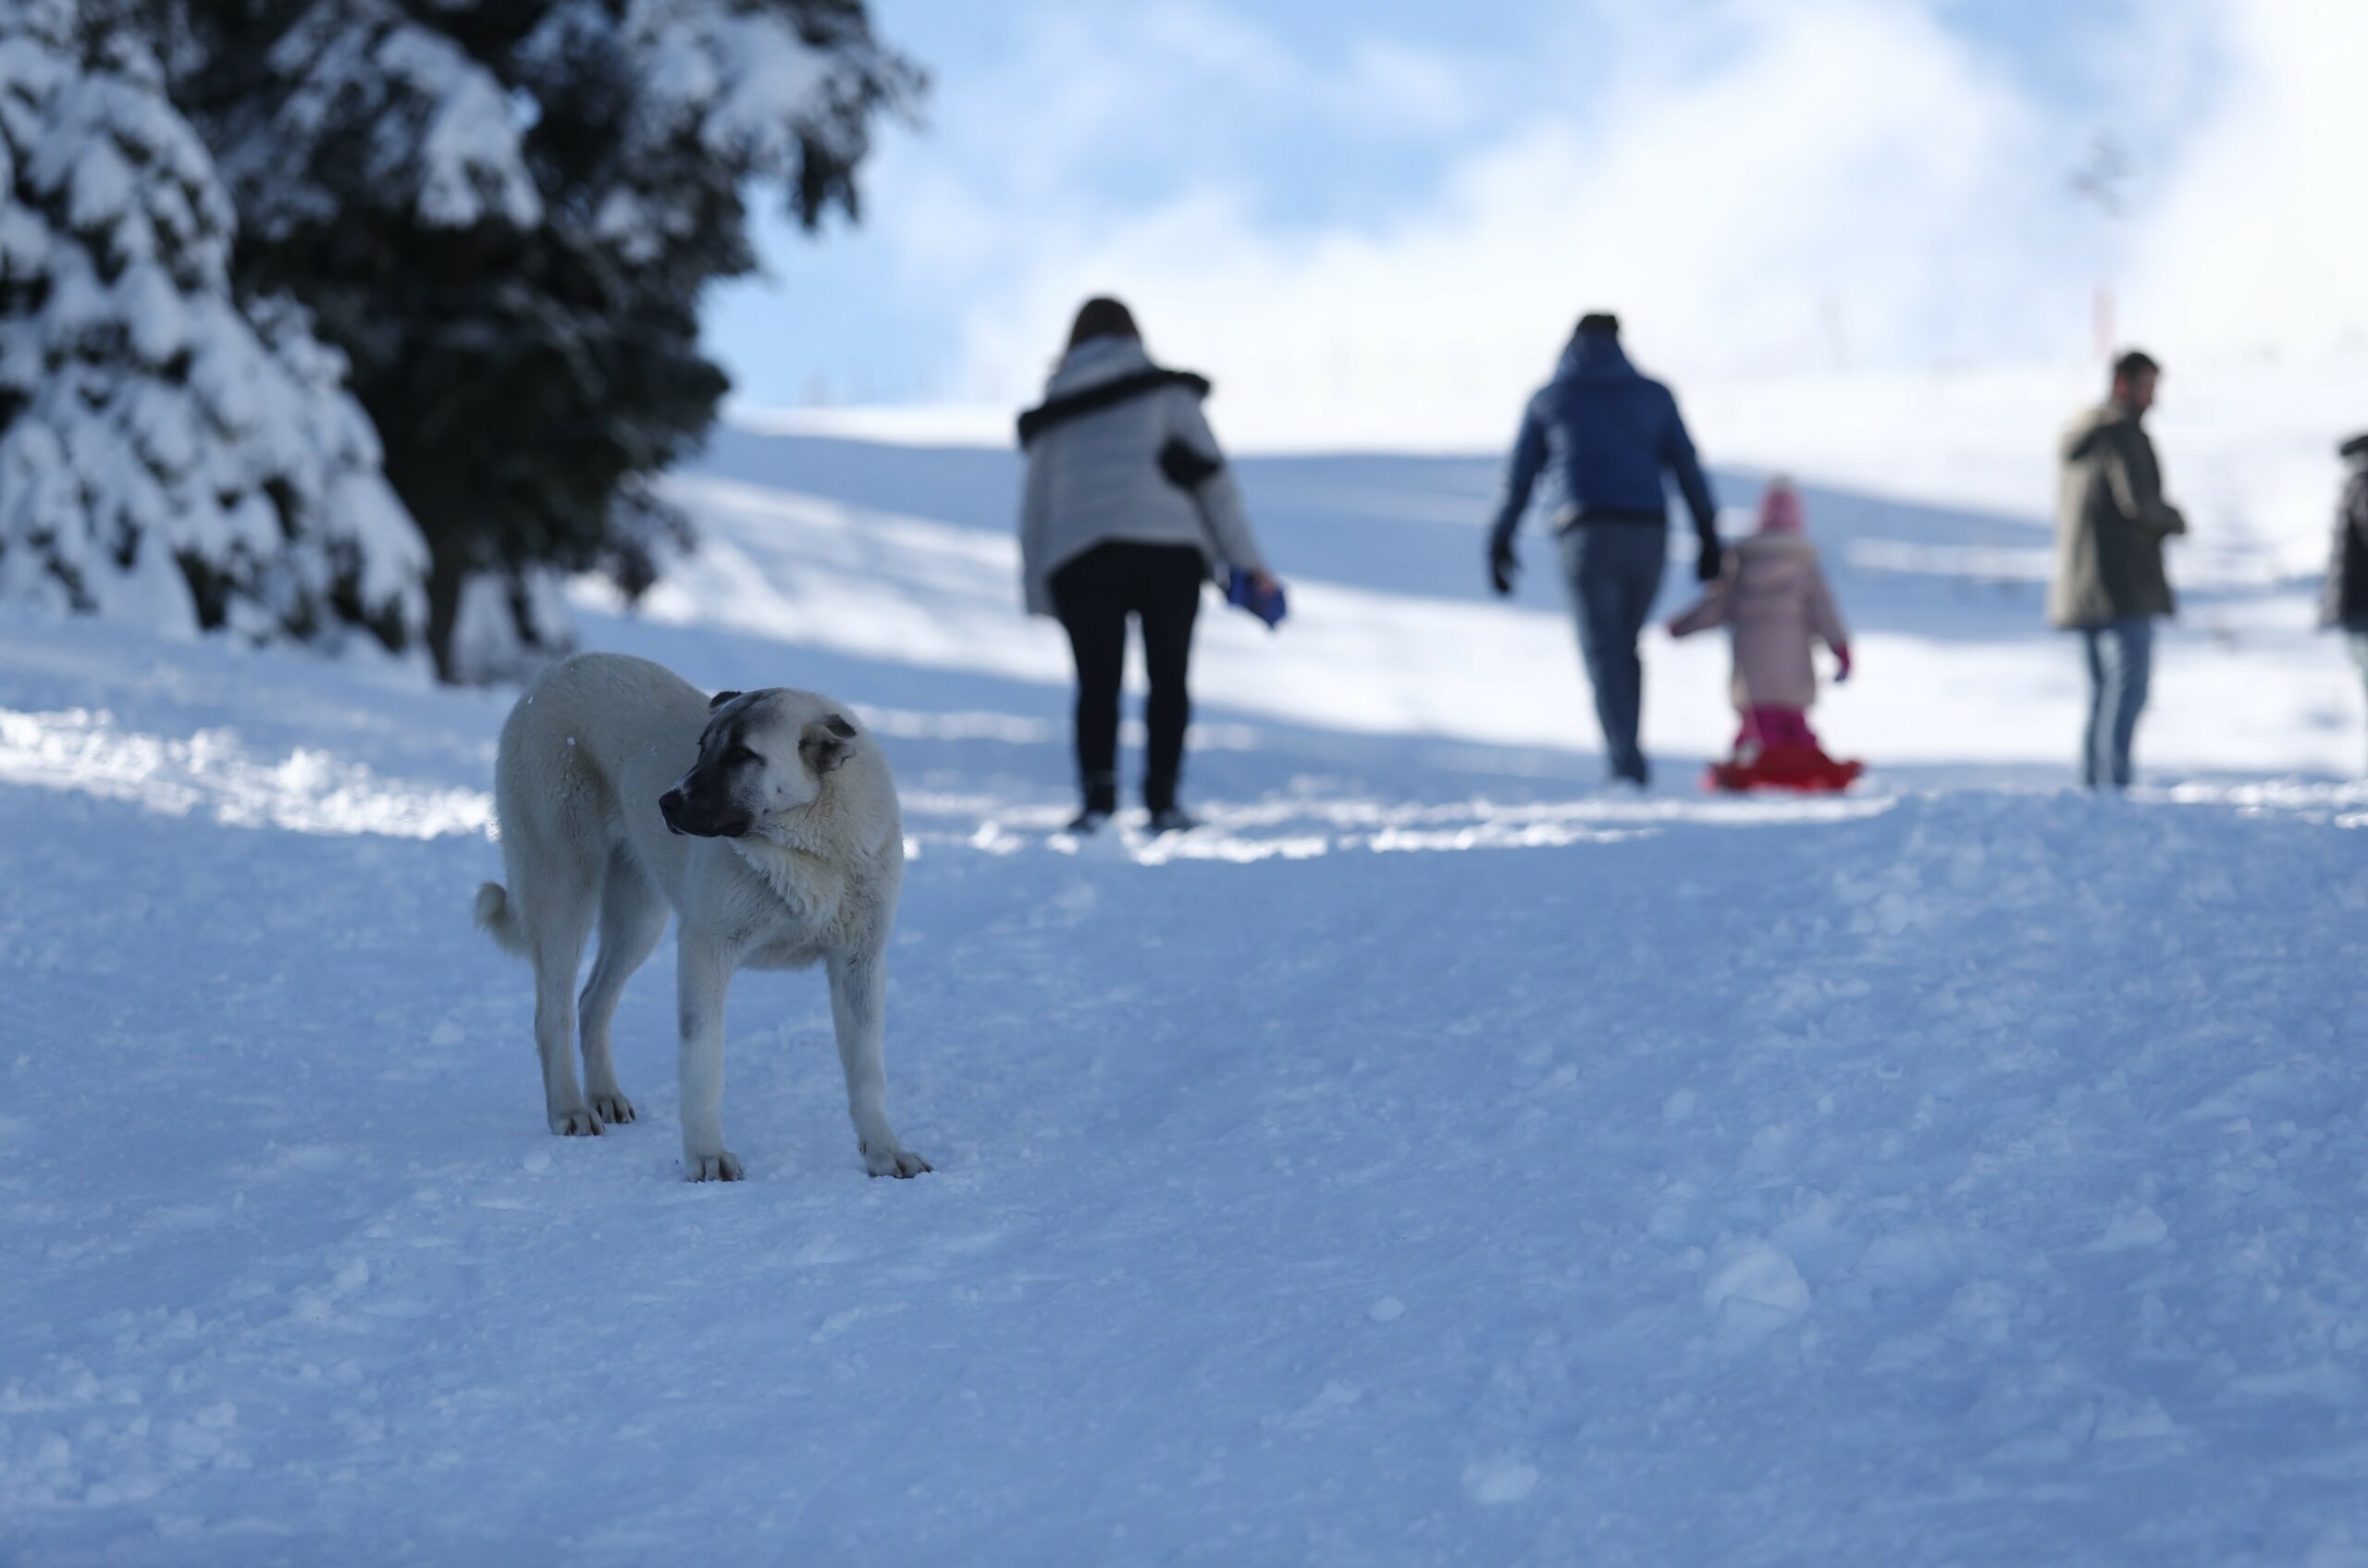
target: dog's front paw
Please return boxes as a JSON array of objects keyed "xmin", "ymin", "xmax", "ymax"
[
  {"xmin": 862, "ymin": 1142, "xmax": 932, "ymax": 1179},
  {"xmin": 589, "ymin": 1091, "xmax": 635, "ymax": 1126},
  {"xmin": 550, "ymin": 1105, "xmax": 602, "ymax": 1137},
  {"xmin": 686, "ymin": 1150, "xmax": 745, "ymax": 1182}
]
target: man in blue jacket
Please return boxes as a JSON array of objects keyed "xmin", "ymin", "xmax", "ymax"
[{"xmin": 1486, "ymin": 314, "xmax": 1722, "ymax": 786}]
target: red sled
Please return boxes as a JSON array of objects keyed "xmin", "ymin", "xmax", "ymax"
[{"xmin": 1704, "ymin": 742, "xmax": 1864, "ymax": 794}]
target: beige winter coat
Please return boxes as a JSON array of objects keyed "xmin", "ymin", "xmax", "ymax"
[
  {"xmin": 1667, "ymin": 533, "xmax": 1849, "ymax": 710},
  {"xmin": 2049, "ymin": 400, "xmax": 2185, "ymax": 628}
]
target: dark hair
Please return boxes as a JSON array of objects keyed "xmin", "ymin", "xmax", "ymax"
[
  {"xmin": 2111, "ymin": 349, "xmax": 2160, "ymax": 386},
  {"xmin": 1067, "ymin": 296, "xmax": 1140, "ymax": 351},
  {"xmin": 1575, "ymin": 312, "xmax": 1621, "ymax": 337}
]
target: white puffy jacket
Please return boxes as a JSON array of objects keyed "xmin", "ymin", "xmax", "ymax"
[{"xmin": 1017, "ymin": 336, "xmax": 1267, "ymax": 617}]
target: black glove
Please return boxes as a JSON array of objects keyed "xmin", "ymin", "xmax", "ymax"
[
  {"xmin": 1487, "ymin": 537, "xmax": 1519, "ymax": 597},
  {"xmin": 1696, "ymin": 537, "xmax": 1724, "ymax": 583}
]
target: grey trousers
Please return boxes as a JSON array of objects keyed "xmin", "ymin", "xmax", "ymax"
[
  {"xmin": 1558, "ymin": 525, "xmax": 1668, "ymax": 783},
  {"xmin": 2079, "ymin": 618, "xmax": 2155, "ymax": 789}
]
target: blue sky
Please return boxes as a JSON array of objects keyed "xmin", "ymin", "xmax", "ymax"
[{"xmin": 701, "ymin": 0, "xmax": 2360, "ymax": 444}]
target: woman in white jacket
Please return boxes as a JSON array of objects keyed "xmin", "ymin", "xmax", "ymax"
[{"xmin": 1018, "ymin": 298, "xmax": 1279, "ymax": 833}]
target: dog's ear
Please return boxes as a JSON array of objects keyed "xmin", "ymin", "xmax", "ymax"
[
  {"xmin": 709, "ymin": 690, "xmax": 742, "ymax": 710},
  {"xmin": 800, "ymin": 715, "xmax": 858, "ymax": 773}
]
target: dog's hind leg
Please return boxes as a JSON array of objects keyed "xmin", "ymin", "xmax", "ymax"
[
  {"xmin": 578, "ymin": 845, "xmax": 666, "ymax": 1127},
  {"xmin": 525, "ymin": 856, "xmax": 602, "ymax": 1137}
]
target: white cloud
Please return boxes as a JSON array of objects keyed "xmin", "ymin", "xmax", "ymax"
[
  {"xmin": 2122, "ymin": 0, "xmax": 2368, "ymax": 359},
  {"xmin": 780, "ymin": 0, "xmax": 2367, "ymax": 448},
  {"xmin": 1330, "ymin": 38, "xmax": 1479, "ymax": 135},
  {"xmin": 937, "ymin": 0, "xmax": 2087, "ymax": 442}
]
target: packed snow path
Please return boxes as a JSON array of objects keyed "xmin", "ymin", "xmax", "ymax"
[{"xmin": 3, "ymin": 437, "xmax": 2365, "ymax": 1563}]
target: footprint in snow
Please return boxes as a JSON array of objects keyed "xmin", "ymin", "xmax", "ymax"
[{"xmin": 1462, "ymin": 1456, "xmax": 1539, "ymax": 1505}]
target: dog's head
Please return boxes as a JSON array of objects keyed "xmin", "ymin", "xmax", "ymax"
[{"xmin": 659, "ymin": 688, "xmax": 861, "ymax": 839}]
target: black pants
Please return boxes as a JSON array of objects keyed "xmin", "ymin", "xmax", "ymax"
[{"xmin": 1050, "ymin": 542, "xmax": 1204, "ymax": 811}]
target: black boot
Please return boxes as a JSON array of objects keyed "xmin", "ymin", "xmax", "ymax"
[
  {"xmin": 1143, "ymin": 774, "xmax": 1197, "ymax": 834},
  {"xmin": 1067, "ymin": 772, "xmax": 1116, "ymax": 833}
]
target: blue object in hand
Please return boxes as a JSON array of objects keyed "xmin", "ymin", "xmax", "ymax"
[{"xmin": 1226, "ymin": 569, "xmax": 1287, "ymax": 629}]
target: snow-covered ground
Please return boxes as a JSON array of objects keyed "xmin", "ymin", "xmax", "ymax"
[{"xmin": 5, "ymin": 423, "xmax": 2367, "ymax": 1563}]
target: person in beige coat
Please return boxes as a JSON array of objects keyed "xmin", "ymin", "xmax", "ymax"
[
  {"xmin": 2049, "ymin": 349, "xmax": 2186, "ymax": 789},
  {"xmin": 1667, "ymin": 478, "xmax": 1855, "ymax": 782}
]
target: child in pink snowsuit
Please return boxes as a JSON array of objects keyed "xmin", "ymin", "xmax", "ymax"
[{"xmin": 1666, "ymin": 479, "xmax": 1856, "ymax": 779}]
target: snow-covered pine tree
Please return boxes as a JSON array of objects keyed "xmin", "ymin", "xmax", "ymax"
[
  {"xmin": 179, "ymin": 0, "xmax": 918, "ymax": 680},
  {"xmin": 0, "ymin": 0, "xmax": 427, "ymax": 648}
]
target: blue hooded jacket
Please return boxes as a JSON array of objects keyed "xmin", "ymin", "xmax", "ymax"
[{"xmin": 1487, "ymin": 331, "xmax": 1719, "ymax": 551}]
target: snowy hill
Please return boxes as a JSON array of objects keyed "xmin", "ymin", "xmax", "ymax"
[{"xmin": 4, "ymin": 427, "xmax": 2367, "ymax": 1562}]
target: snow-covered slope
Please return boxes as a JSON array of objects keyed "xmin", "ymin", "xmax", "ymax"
[
  {"xmin": 734, "ymin": 347, "xmax": 2368, "ymax": 577},
  {"xmin": 3, "ymin": 431, "xmax": 2365, "ymax": 1564}
]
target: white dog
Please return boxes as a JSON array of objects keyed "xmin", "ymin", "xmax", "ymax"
[{"xmin": 475, "ymin": 652, "xmax": 929, "ymax": 1182}]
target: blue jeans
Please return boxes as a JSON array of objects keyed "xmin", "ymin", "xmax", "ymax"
[
  {"xmin": 1558, "ymin": 525, "xmax": 1668, "ymax": 782},
  {"xmin": 2079, "ymin": 618, "xmax": 2154, "ymax": 789}
]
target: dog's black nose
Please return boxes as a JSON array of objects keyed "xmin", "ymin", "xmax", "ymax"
[{"xmin": 659, "ymin": 788, "xmax": 688, "ymax": 835}]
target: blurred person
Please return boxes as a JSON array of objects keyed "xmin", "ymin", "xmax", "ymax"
[
  {"xmin": 1665, "ymin": 478, "xmax": 1861, "ymax": 792},
  {"xmin": 1486, "ymin": 312, "xmax": 1721, "ymax": 787},
  {"xmin": 2324, "ymin": 433, "xmax": 2368, "ymax": 770},
  {"xmin": 2049, "ymin": 349, "xmax": 2187, "ymax": 791},
  {"xmin": 1016, "ymin": 297, "xmax": 1281, "ymax": 834}
]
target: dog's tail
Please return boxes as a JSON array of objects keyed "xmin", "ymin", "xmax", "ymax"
[{"xmin": 475, "ymin": 882, "xmax": 530, "ymax": 958}]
